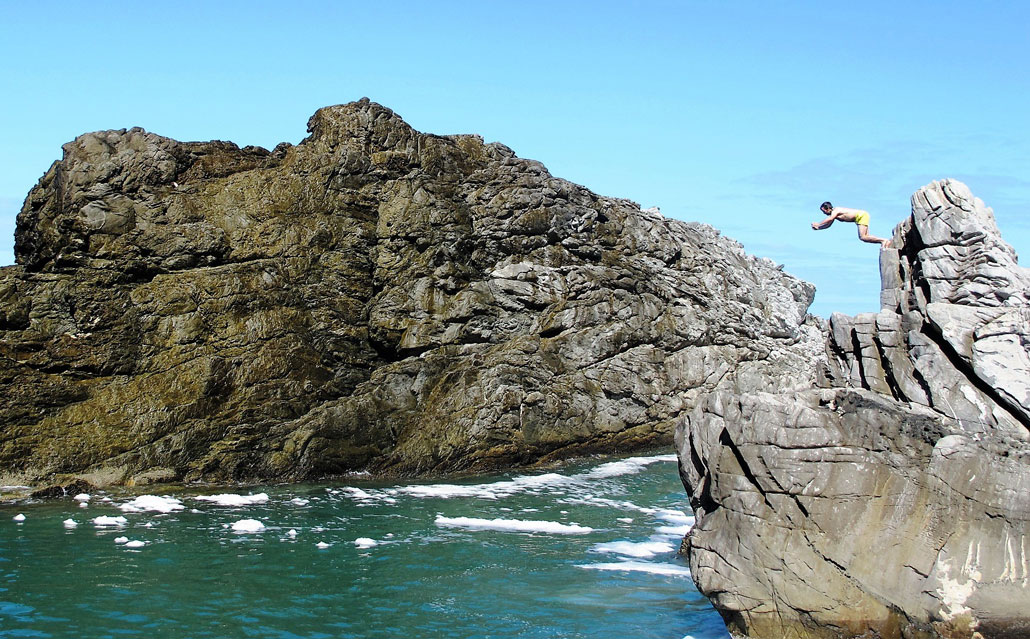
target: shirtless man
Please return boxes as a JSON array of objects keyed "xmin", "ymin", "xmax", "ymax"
[{"xmin": 812, "ymin": 201, "xmax": 891, "ymax": 248}]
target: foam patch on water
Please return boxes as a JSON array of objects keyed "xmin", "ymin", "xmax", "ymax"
[
  {"xmin": 119, "ymin": 495, "xmax": 184, "ymax": 513},
  {"xmin": 114, "ymin": 536, "xmax": 129, "ymax": 544},
  {"xmin": 581, "ymin": 455, "xmax": 678, "ymax": 479},
  {"xmin": 337, "ymin": 486, "xmax": 397, "ymax": 505},
  {"xmin": 13, "ymin": 514, "xmax": 25, "ymax": 522},
  {"xmin": 289, "ymin": 498, "xmax": 310, "ymax": 506},
  {"xmin": 354, "ymin": 537, "xmax": 377, "ymax": 548},
  {"xmin": 435, "ymin": 515, "xmax": 593, "ymax": 534},
  {"xmin": 577, "ymin": 560, "xmax": 692, "ymax": 577},
  {"xmin": 652, "ymin": 510, "xmax": 695, "ymax": 536},
  {"xmin": 73, "ymin": 493, "xmax": 91, "ymax": 502},
  {"xmin": 338, "ymin": 454, "xmax": 678, "ymax": 504},
  {"xmin": 93, "ymin": 516, "xmax": 128, "ymax": 527},
  {"xmin": 230, "ymin": 519, "xmax": 265, "ymax": 532},
  {"xmin": 316, "ymin": 541, "xmax": 331, "ymax": 549},
  {"xmin": 559, "ymin": 495, "xmax": 659, "ymax": 514},
  {"xmin": 63, "ymin": 519, "xmax": 78, "ymax": 528},
  {"xmin": 591, "ymin": 540, "xmax": 675, "ymax": 558},
  {"xmin": 124, "ymin": 540, "xmax": 146, "ymax": 548},
  {"xmin": 196, "ymin": 493, "xmax": 269, "ymax": 507}
]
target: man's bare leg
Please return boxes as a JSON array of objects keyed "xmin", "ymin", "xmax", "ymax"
[{"xmin": 858, "ymin": 225, "xmax": 891, "ymax": 248}]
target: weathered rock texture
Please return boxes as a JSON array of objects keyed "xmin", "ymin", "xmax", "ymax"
[
  {"xmin": 0, "ymin": 98, "xmax": 820, "ymax": 488},
  {"xmin": 678, "ymin": 179, "xmax": 1030, "ymax": 639}
]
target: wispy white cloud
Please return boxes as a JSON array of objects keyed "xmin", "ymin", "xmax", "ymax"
[{"xmin": 735, "ymin": 136, "xmax": 1030, "ymax": 225}]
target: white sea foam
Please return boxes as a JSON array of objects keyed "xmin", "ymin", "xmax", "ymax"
[
  {"xmin": 617, "ymin": 518, "xmax": 634, "ymax": 524},
  {"xmin": 230, "ymin": 519, "xmax": 265, "ymax": 532},
  {"xmin": 581, "ymin": 454, "xmax": 678, "ymax": 479},
  {"xmin": 340, "ymin": 487, "xmax": 371, "ymax": 498},
  {"xmin": 119, "ymin": 495, "xmax": 184, "ymax": 513},
  {"xmin": 13, "ymin": 514, "xmax": 25, "ymax": 522},
  {"xmin": 289, "ymin": 498, "xmax": 310, "ymax": 506},
  {"xmin": 591, "ymin": 540, "xmax": 675, "ymax": 558},
  {"xmin": 63, "ymin": 519, "xmax": 78, "ymax": 528},
  {"xmin": 316, "ymin": 541, "xmax": 331, "ymax": 549},
  {"xmin": 114, "ymin": 536, "xmax": 129, "ymax": 544},
  {"xmin": 435, "ymin": 515, "xmax": 593, "ymax": 535},
  {"xmin": 337, "ymin": 486, "xmax": 397, "ymax": 504},
  {"xmin": 559, "ymin": 494, "xmax": 658, "ymax": 514},
  {"xmin": 654, "ymin": 510, "xmax": 695, "ymax": 537},
  {"xmin": 124, "ymin": 540, "xmax": 146, "ymax": 548},
  {"xmin": 577, "ymin": 560, "xmax": 692, "ymax": 577},
  {"xmin": 79, "ymin": 502, "xmax": 88, "ymax": 508},
  {"xmin": 196, "ymin": 493, "xmax": 269, "ymax": 507},
  {"xmin": 655, "ymin": 509, "xmax": 693, "ymax": 525},
  {"xmin": 93, "ymin": 516, "xmax": 128, "ymax": 527},
  {"xmin": 73, "ymin": 493, "xmax": 91, "ymax": 502},
  {"xmin": 345, "ymin": 453, "xmax": 677, "ymax": 504},
  {"xmin": 286, "ymin": 529, "xmax": 298, "ymax": 538},
  {"xmin": 354, "ymin": 537, "xmax": 377, "ymax": 548}
]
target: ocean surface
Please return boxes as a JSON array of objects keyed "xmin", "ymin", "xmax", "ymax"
[{"xmin": 1, "ymin": 452, "xmax": 729, "ymax": 639}]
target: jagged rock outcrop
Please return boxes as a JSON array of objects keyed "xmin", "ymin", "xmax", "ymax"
[
  {"xmin": 678, "ymin": 179, "xmax": 1030, "ymax": 639},
  {"xmin": 0, "ymin": 99, "xmax": 821, "ymax": 488}
]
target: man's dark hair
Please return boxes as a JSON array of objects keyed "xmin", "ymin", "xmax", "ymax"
[{"xmin": 820, "ymin": 201, "xmax": 833, "ymax": 211}]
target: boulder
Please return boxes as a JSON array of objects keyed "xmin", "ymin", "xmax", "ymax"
[{"xmin": 0, "ymin": 99, "xmax": 819, "ymax": 487}]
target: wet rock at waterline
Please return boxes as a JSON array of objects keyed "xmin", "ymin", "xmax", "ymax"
[
  {"xmin": 678, "ymin": 180, "xmax": 1030, "ymax": 639},
  {"xmin": 0, "ymin": 98, "xmax": 820, "ymax": 488}
]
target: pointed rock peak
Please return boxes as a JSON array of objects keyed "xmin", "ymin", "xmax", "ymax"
[
  {"xmin": 304, "ymin": 98, "xmax": 416, "ymax": 151},
  {"xmin": 886, "ymin": 179, "xmax": 1030, "ymax": 311}
]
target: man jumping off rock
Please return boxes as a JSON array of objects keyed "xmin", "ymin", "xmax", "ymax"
[{"xmin": 811, "ymin": 201, "xmax": 891, "ymax": 248}]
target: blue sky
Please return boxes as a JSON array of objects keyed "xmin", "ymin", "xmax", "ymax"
[{"xmin": 2, "ymin": 1, "xmax": 1027, "ymax": 317}]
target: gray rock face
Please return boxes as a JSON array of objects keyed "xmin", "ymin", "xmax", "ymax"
[
  {"xmin": 0, "ymin": 99, "xmax": 819, "ymax": 488},
  {"xmin": 678, "ymin": 179, "xmax": 1030, "ymax": 639}
]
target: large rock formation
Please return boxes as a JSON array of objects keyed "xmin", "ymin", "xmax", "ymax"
[
  {"xmin": 0, "ymin": 99, "xmax": 820, "ymax": 488},
  {"xmin": 678, "ymin": 180, "xmax": 1030, "ymax": 639}
]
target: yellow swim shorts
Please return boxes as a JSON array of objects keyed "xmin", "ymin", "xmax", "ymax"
[{"xmin": 854, "ymin": 211, "xmax": 870, "ymax": 226}]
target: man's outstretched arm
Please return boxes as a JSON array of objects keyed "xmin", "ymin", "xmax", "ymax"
[{"xmin": 812, "ymin": 211, "xmax": 839, "ymax": 230}]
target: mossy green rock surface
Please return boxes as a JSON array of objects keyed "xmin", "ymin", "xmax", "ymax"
[{"xmin": 1, "ymin": 99, "xmax": 818, "ymax": 487}]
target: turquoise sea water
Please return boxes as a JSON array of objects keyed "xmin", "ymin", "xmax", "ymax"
[{"xmin": 1, "ymin": 453, "xmax": 729, "ymax": 639}]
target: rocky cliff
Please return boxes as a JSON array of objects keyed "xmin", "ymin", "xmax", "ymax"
[
  {"xmin": 677, "ymin": 180, "xmax": 1030, "ymax": 639},
  {"xmin": 0, "ymin": 99, "xmax": 820, "ymax": 489}
]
